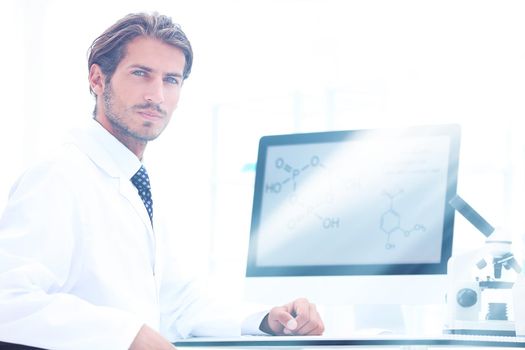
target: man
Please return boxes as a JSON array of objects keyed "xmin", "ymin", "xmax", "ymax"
[{"xmin": 0, "ymin": 12, "xmax": 323, "ymax": 350}]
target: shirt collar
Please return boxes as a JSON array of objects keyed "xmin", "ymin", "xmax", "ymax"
[{"xmin": 70, "ymin": 119, "xmax": 142, "ymax": 180}]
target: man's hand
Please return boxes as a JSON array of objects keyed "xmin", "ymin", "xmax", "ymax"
[
  {"xmin": 129, "ymin": 324, "xmax": 175, "ymax": 350},
  {"xmin": 260, "ymin": 298, "xmax": 324, "ymax": 336}
]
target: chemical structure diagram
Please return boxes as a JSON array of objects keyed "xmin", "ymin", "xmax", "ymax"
[
  {"xmin": 264, "ymin": 156, "xmax": 342, "ymax": 230},
  {"xmin": 265, "ymin": 156, "xmax": 323, "ymax": 193},
  {"xmin": 380, "ymin": 189, "xmax": 426, "ymax": 249}
]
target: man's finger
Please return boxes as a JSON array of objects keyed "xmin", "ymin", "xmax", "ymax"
[
  {"xmin": 274, "ymin": 306, "xmax": 297, "ymax": 329},
  {"xmin": 291, "ymin": 298, "xmax": 312, "ymax": 328},
  {"xmin": 294, "ymin": 316, "xmax": 321, "ymax": 335},
  {"xmin": 290, "ymin": 300, "xmax": 325, "ymax": 336},
  {"xmin": 266, "ymin": 305, "xmax": 298, "ymax": 335},
  {"xmin": 266, "ymin": 299, "xmax": 325, "ymax": 336},
  {"xmin": 286, "ymin": 318, "xmax": 298, "ymax": 330}
]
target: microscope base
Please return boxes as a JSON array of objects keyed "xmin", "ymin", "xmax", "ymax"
[{"xmin": 444, "ymin": 320, "xmax": 516, "ymax": 337}]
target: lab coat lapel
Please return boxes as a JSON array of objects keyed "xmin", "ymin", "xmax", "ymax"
[{"xmin": 70, "ymin": 125, "xmax": 156, "ymax": 240}]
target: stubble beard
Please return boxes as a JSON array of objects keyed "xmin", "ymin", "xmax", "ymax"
[{"xmin": 102, "ymin": 82, "xmax": 162, "ymax": 143}]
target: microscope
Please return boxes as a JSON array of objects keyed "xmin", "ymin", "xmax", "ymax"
[{"xmin": 444, "ymin": 195, "xmax": 521, "ymax": 336}]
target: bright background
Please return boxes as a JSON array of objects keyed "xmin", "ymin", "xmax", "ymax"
[{"xmin": 1, "ymin": 0, "xmax": 525, "ymax": 304}]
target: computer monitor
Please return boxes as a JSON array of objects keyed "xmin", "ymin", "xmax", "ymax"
[{"xmin": 244, "ymin": 124, "xmax": 461, "ymax": 308}]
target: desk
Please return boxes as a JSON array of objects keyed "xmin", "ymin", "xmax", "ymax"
[{"xmin": 174, "ymin": 334, "xmax": 525, "ymax": 349}]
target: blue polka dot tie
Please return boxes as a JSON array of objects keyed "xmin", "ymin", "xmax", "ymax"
[{"xmin": 131, "ymin": 165, "xmax": 153, "ymax": 224}]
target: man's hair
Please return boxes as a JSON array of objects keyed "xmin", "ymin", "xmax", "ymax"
[{"xmin": 87, "ymin": 12, "xmax": 193, "ymax": 96}]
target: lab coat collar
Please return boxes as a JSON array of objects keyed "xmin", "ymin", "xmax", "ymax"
[
  {"xmin": 69, "ymin": 119, "xmax": 142, "ymax": 180},
  {"xmin": 68, "ymin": 119, "xmax": 155, "ymax": 235}
]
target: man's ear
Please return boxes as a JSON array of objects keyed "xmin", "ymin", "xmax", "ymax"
[{"xmin": 89, "ymin": 64, "xmax": 105, "ymax": 96}]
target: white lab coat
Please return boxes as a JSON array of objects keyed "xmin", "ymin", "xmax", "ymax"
[{"xmin": 0, "ymin": 120, "xmax": 247, "ymax": 350}]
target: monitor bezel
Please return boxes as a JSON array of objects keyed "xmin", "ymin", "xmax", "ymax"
[{"xmin": 246, "ymin": 124, "xmax": 461, "ymax": 277}]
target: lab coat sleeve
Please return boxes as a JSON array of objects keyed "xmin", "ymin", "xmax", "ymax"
[
  {"xmin": 157, "ymin": 255, "xmax": 244, "ymax": 340},
  {"xmin": 153, "ymin": 200, "xmax": 273, "ymax": 340},
  {"xmin": 158, "ymin": 273, "xmax": 270, "ymax": 340},
  {"xmin": 155, "ymin": 243, "xmax": 271, "ymax": 338},
  {"xmin": 0, "ymin": 160, "xmax": 143, "ymax": 350},
  {"xmin": 241, "ymin": 310, "xmax": 269, "ymax": 335}
]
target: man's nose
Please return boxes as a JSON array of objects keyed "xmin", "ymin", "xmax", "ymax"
[{"xmin": 144, "ymin": 78, "xmax": 165, "ymax": 104}]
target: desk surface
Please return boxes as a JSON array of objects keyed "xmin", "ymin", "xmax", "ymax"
[{"xmin": 174, "ymin": 334, "xmax": 525, "ymax": 348}]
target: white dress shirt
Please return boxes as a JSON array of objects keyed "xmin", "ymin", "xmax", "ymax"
[{"xmin": 0, "ymin": 119, "xmax": 265, "ymax": 350}]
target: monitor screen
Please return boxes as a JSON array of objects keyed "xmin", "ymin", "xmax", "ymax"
[{"xmin": 246, "ymin": 125, "xmax": 460, "ymax": 278}]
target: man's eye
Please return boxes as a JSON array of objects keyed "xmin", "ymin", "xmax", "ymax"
[
  {"xmin": 132, "ymin": 70, "xmax": 146, "ymax": 77},
  {"xmin": 165, "ymin": 76, "xmax": 179, "ymax": 85}
]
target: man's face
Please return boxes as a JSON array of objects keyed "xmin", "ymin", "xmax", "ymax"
[{"xmin": 97, "ymin": 36, "xmax": 186, "ymax": 144}]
